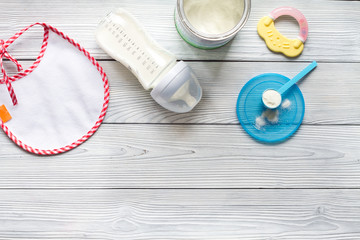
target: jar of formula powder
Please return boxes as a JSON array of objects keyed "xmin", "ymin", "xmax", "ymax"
[{"xmin": 175, "ymin": 0, "xmax": 251, "ymax": 49}]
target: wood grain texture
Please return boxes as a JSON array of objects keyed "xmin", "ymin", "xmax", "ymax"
[
  {"xmin": 100, "ymin": 61, "xmax": 360, "ymax": 124},
  {"xmin": 0, "ymin": 0, "xmax": 359, "ymax": 62},
  {"xmin": 7, "ymin": 61, "xmax": 359, "ymax": 125},
  {"xmin": 0, "ymin": 189, "xmax": 359, "ymax": 239},
  {"xmin": 0, "ymin": 124, "xmax": 359, "ymax": 188},
  {"xmin": 1, "ymin": 0, "xmax": 360, "ymax": 238}
]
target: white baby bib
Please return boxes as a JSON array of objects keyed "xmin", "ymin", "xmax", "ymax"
[{"xmin": 0, "ymin": 23, "xmax": 109, "ymax": 155}]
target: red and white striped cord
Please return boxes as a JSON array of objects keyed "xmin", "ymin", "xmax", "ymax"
[
  {"xmin": 5, "ymin": 23, "xmax": 49, "ymax": 83},
  {"xmin": 0, "ymin": 39, "xmax": 22, "ymax": 105},
  {"xmin": 0, "ymin": 23, "xmax": 109, "ymax": 155}
]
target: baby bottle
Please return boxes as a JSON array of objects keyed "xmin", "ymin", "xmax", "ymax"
[{"xmin": 96, "ymin": 8, "xmax": 202, "ymax": 113}]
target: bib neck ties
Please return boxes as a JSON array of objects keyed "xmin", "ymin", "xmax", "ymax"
[{"xmin": 0, "ymin": 39, "xmax": 23, "ymax": 106}]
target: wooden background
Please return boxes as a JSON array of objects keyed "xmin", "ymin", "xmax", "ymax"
[{"xmin": 0, "ymin": 0, "xmax": 360, "ymax": 239}]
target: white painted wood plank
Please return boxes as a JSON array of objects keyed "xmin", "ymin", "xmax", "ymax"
[
  {"xmin": 0, "ymin": 0, "xmax": 358, "ymax": 62},
  {"xmin": 0, "ymin": 124, "xmax": 359, "ymax": 188},
  {"xmin": 0, "ymin": 189, "xmax": 359, "ymax": 239},
  {"xmin": 8, "ymin": 61, "xmax": 358, "ymax": 124},
  {"xmin": 27, "ymin": 61, "xmax": 357, "ymax": 125}
]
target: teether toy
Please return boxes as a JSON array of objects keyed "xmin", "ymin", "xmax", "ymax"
[{"xmin": 257, "ymin": 7, "xmax": 308, "ymax": 57}]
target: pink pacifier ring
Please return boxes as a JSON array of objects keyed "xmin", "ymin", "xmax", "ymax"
[{"xmin": 269, "ymin": 7, "xmax": 308, "ymax": 43}]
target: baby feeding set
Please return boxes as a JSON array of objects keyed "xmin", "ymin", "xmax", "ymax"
[{"xmin": 0, "ymin": 1, "xmax": 316, "ymax": 155}]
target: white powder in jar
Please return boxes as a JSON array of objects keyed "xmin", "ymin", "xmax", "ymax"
[{"xmin": 183, "ymin": 0, "xmax": 244, "ymax": 35}]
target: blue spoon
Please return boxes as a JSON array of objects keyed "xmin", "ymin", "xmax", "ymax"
[{"xmin": 262, "ymin": 61, "xmax": 317, "ymax": 109}]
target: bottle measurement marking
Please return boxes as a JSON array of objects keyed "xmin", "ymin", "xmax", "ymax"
[{"xmin": 104, "ymin": 19, "xmax": 160, "ymax": 75}]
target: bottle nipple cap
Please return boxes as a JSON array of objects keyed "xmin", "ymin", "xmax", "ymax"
[{"xmin": 150, "ymin": 61, "xmax": 202, "ymax": 113}]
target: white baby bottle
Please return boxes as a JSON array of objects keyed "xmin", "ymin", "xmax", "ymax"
[{"xmin": 96, "ymin": 8, "xmax": 202, "ymax": 113}]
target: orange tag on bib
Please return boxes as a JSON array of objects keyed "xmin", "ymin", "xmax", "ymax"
[{"xmin": 0, "ymin": 105, "xmax": 12, "ymax": 123}]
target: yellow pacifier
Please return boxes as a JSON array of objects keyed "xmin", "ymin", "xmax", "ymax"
[{"xmin": 257, "ymin": 7, "xmax": 309, "ymax": 57}]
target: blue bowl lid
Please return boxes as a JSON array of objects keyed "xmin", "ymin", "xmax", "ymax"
[{"xmin": 236, "ymin": 73, "xmax": 305, "ymax": 143}]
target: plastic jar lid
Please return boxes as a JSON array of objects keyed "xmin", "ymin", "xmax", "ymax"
[{"xmin": 236, "ymin": 73, "xmax": 305, "ymax": 143}]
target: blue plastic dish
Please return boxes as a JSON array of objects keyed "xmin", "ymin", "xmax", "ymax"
[{"xmin": 236, "ymin": 73, "xmax": 305, "ymax": 143}]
